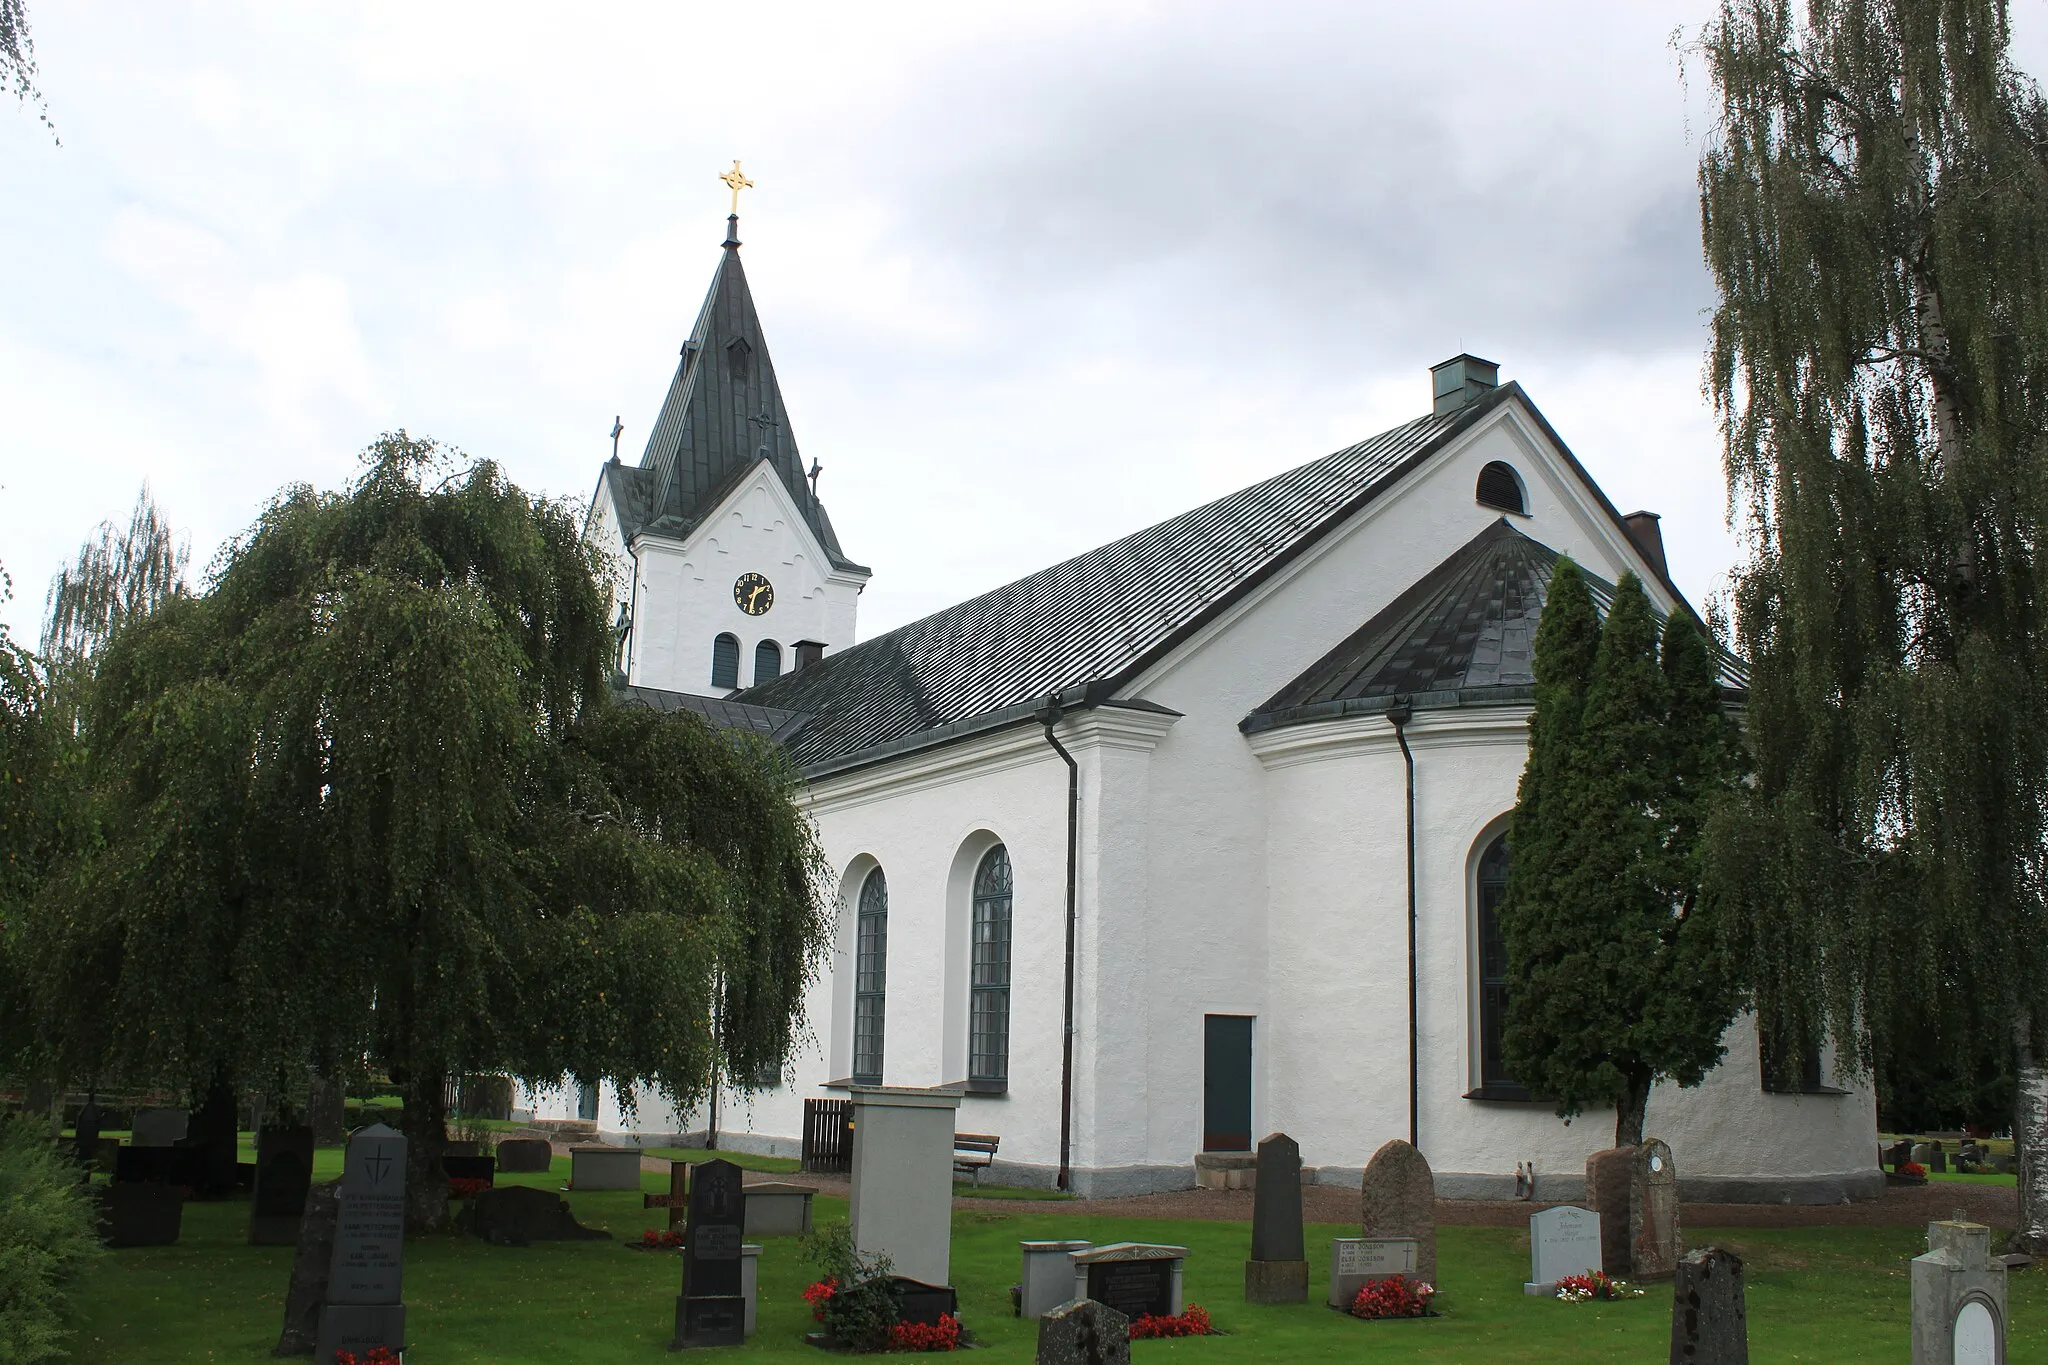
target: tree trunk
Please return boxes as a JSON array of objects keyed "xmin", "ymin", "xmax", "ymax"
[
  {"xmin": 2013, "ymin": 1017, "xmax": 2048, "ymax": 1255},
  {"xmin": 1615, "ymin": 1071, "xmax": 1652, "ymax": 1150},
  {"xmin": 400, "ymin": 1069, "xmax": 450, "ymax": 1235}
]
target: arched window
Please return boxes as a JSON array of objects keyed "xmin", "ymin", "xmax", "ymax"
[
  {"xmin": 1474, "ymin": 834, "xmax": 1523, "ymax": 1094},
  {"xmin": 853, "ymin": 868, "xmax": 888, "ymax": 1085},
  {"xmin": 1476, "ymin": 460, "xmax": 1527, "ymax": 515},
  {"xmin": 754, "ymin": 639, "xmax": 782, "ymax": 684},
  {"xmin": 711, "ymin": 633, "xmax": 740, "ymax": 689},
  {"xmin": 969, "ymin": 846, "xmax": 1013, "ymax": 1091}
]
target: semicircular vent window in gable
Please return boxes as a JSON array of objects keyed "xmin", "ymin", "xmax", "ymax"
[{"xmin": 1476, "ymin": 461, "xmax": 1527, "ymax": 515}]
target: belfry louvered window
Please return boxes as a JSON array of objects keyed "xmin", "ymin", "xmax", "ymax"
[
  {"xmin": 969, "ymin": 846, "xmax": 1013, "ymax": 1091},
  {"xmin": 711, "ymin": 633, "xmax": 740, "ymax": 689},
  {"xmin": 754, "ymin": 639, "xmax": 782, "ymax": 684},
  {"xmin": 853, "ymin": 868, "xmax": 888, "ymax": 1085}
]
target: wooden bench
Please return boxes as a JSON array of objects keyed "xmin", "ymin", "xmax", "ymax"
[{"xmin": 952, "ymin": 1133, "xmax": 1000, "ymax": 1186}]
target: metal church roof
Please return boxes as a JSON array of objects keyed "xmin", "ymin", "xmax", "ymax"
[
  {"xmin": 615, "ymin": 683, "xmax": 809, "ymax": 742},
  {"xmin": 735, "ymin": 392, "xmax": 1519, "ymax": 774}
]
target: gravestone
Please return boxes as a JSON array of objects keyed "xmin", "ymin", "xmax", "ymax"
[
  {"xmin": 1022, "ymin": 1241, "xmax": 1094, "ymax": 1318},
  {"xmin": 892, "ymin": 1276, "xmax": 960, "ymax": 1326},
  {"xmin": 274, "ymin": 1182, "xmax": 340, "ymax": 1355},
  {"xmin": 132, "ymin": 1107, "xmax": 189, "ymax": 1147},
  {"xmin": 1037, "ymin": 1298, "xmax": 1132, "ymax": 1365},
  {"xmin": 460, "ymin": 1184, "xmax": 609, "ymax": 1246},
  {"xmin": 848, "ymin": 1085, "xmax": 963, "ymax": 1288},
  {"xmin": 99, "ymin": 1179, "xmax": 184, "ymax": 1247},
  {"xmin": 569, "ymin": 1143, "xmax": 640, "ymax": 1190},
  {"xmin": 1245, "ymin": 1131, "xmax": 1308, "ymax": 1303},
  {"xmin": 744, "ymin": 1181, "xmax": 818, "ymax": 1237},
  {"xmin": 1911, "ymin": 1220, "xmax": 2007, "ymax": 1365},
  {"xmin": 1885, "ymin": 1140, "xmax": 1913, "ymax": 1170},
  {"xmin": 1526, "ymin": 1205, "xmax": 1603, "ymax": 1294},
  {"xmin": 250, "ymin": 1125, "xmax": 316, "ymax": 1246},
  {"xmin": 314, "ymin": 1123, "xmax": 407, "ymax": 1365},
  {"xmin": 673, "ymin": 1158, "xmax": 748, "ymax": 1348},
  {"xmin": 1670, "ymin": 1246, "xmax": 1748, "ymax": 1364},
  {"xmin": 1071, "ymin": 1243, "xmax": 1185, "ymax": 1321},
  {"xmin": 1632, "ymin": 1139, "xmax": 1683, "ymax": 1281},
  {"xmin": 442, "ymin": 1154, "xmax": 495, "ymax": 1186},
  {"xmin": 646, "ymin": 1158, "xmax": 689, "ymax": 1231},
  {"xmin": 1360, "ymin": 1137, "xmax": 1437, "ymax": 1287},
  {"xmin": 1912, "ymin": 1142, "xmax": 1935, "ymax": 1167},
  {"xmin": 1587, "ymin": 1146, "xmax": 1635, "ymax": 1278},
  {"xmin": 1928, "ymin": 1143, "xmax": 1949, "ymax": 1175},
  {"xmin": 72, "ymin": 1099, "xmax": 105, "ymax": 1169},
  {"xmin": 308, "ymin": 1078, "xmax": 347, "ymax": 1147},
  {"xmin": 1328, "ymin": 1236, "xmax": 1419, "ymax": 1309},
  {"xmin": 495, "ymin": 1136, "xmax": 552, "ymax": 1173}
]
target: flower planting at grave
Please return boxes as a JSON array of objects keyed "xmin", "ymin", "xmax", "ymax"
[
  {"xmin": 1899, "ymin": 1161, "xmax": 1928, "ymax": 1179},
  {"xmin": 803, "ymin": 1277, "xmax": 838, "ymax": 1320},
  {"xmin": 1348, "ymin": 1277, "xmax": 1438, "ymax": 1320},
  {"xmin": 1554, "ymin": 1271, "xmax": 1643, "ymax": 1303},
  {"xmin": 333, "ymin": 1349, "xmax": 401, "ymax": 1365},
  {"xmin": 446, "ymin": 1177, "xmax": 490, "ymax": 1201},
  {"xmin": 886, "ymin": 1313, "xmax": 962, "ymax": 1351},
  {"xmin": 635, "ymin": 1228, "xmax": 684, "ymax": 1251},
  {"xmin": 1128, "ymin": 1304, "xmax": 1215, "ymax": 1338}
]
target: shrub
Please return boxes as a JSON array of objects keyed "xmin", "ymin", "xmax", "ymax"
[
  {"xmin": 0, "ymin": 1117, "xmax": 103, "ymax": 1363},
  {"xmin": 801, "ymin": 1222, "xmax": 898, "ymax": 1351}
]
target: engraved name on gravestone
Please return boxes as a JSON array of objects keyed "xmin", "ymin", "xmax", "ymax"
[
  {"xmin": 1328, "ymin": 1236, "xmax": 1418, "ymax": 1309},
  {"xmin": 314, "ymin": 1123, "xmax": 407, "ymax": 1365},
  {"xmin": 673, "ymin": 1158, "xmax": 747, "ymax": 1348},
  {"xmin": 1526, "ymin": 1205, "xmax": 1603, "ymax": 1295}
]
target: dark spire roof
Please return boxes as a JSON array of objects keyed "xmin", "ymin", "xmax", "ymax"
[
  {"xmin": 609, "ymin": 217, "xmax": 865, "ymax": 573},
  {"xmin": 1242, "ymin": 519, "xmax": 1743, "ymax": 735}
]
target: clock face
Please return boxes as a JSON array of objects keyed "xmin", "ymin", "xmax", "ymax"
[{"xmin": 733, "ymin": 572, "xmax": 774, "ymax": 616}]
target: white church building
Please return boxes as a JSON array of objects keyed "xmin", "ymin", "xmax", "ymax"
[{"xmin": 536, "ymin": 212, "xmax": 1883, "ymax": 1203}]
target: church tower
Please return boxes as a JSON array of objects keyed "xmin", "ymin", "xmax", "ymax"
[{"xmin": 588, "ymin": 194, "xmax": 869, "ymax": 697}]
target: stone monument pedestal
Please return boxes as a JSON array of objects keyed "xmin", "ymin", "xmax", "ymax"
[
  {"xmin": 848, "ymin": 1086, "xmax": 963, "ymax": 1289},
  {"xmin": 1244, "ymin": 1258, "xmax": 1308, "ymax": 1303}
]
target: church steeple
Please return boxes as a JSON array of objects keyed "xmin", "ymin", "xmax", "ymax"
[{"xmin": 631, "ymin": 206, "xmax": 863, "ymax": 573}]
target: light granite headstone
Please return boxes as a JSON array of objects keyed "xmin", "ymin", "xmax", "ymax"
[
  {"xmin": 1329, "ymin": 1236, "xmax": 1418, "ymax": 1309},
  {"xmin": 1633, "ymin": 1139, "xmax": 1682, "ymax": 1282},
  {"xmin": 314, "ymin": 1123, "xmax": 407, "ymax": 1365},
  {"xmin": 1911, "ymin": 1220, "xmax": 2007, "ymax": 1365},
  {"xmin": 568, "ymin": 1143, "xmax": 640, "ymax": 1191},
  {"xmin": 1526, "ymin": 1205, "xmax": 1603, "ymax": 1294},
  {"xmin": 848, "ymin": 1085, "xmax": 963, "ymax": 1288},
  {"xmin": 1245, "ymin": 1131, "xmax": 1308, "ymax": 1303},
  {"xmin": 1669, "ymin": 1246, "xmax": 1748, "ymax": 1364},
  {"xmin": 1360, "ymin": 1138, "xmax": 1436, "ymax": 1287},
  {"xmin": 1021, "ymin": 1241, "xmax": 1094, "ymax": 1319},
  {"xmin": 1036, "ymin": 1298, "xmax": 1132, "ymax": 1365},
  {"xmin": 742, "ymin": 1181, "xmax": 817, "ymax": 1237}
]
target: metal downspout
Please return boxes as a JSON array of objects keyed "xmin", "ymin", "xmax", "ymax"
[
  {"xmin": 1388, "ymin": 697, "xmax": 1419, "ymax": 1152},
  {"xmin": 1042, "ymin": 694, "xmax": 1081, "ymax": 1192}
]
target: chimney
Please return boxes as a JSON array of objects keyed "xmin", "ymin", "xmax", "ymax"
[
  {"xmin": 1622, "ymin": 511, "xmax": 1669, "ymax": 580},
  {"xmin": 1430, "ymin": 354, "xmax": 1500, "ymax": 417},
  {"xmin": 794, "ymin": 640, "xmax": 826, "ymax": 671}
]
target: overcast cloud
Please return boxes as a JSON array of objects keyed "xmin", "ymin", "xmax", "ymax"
[{"xmin": 7, "ymin": 2, "xmax": 2047, "ymax": 642}]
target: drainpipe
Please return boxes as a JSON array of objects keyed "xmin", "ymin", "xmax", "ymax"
[
  {"xmin": 1042, "ymin": 693, "xmax": 1081, "ymax": 1192},
  {"xmin": 1387, "ymin": 697, "xmax": 1419, "ymax": 1152}
]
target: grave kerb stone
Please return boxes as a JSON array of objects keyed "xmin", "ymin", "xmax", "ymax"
[{"xmin": 848, "ymin": 1085, "xmax": 963, "ymax": 1289}]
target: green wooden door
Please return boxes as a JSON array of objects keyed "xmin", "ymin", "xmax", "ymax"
[{"xmin": 1203, "ymin": 1014, "xmax": 1254, "ymax": 1151}]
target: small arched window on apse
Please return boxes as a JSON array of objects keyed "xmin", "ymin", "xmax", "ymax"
[
  {"xmin": 754, "ymin": 639, "xmax": 782, "ymax": 684},
  {"xmin": 1473, "ymin": 833, "xmax": 1526, "ymax": 1097},
  {"xmin": 711, "ymin": 633, "xmax": 741, "ymax": 689},
  {"xmin": 1476, "ymin": 461, "xmax": 1527, "ymax": 515},
  {"xmin": 968, "ymin": 846, "xmax": 1013, "ymax": 1092},
  {"xmin": 853, "ymin": 867, "xmax": 889, "ymax": 1085}
]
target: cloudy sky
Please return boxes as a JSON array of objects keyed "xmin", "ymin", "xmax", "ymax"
[{"xmin": 6, "ymin": 2, "xmax": 2046, "ymax": 645}]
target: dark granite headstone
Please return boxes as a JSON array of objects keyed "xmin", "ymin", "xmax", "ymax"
[
  {"xmin": 1360, "ymin": 1138, "xmax": 1436, "ymax": 1287},
  {"xmin": 673, "ymin": 1158, "xmax": 746, "ymax": 1348},
  {"xmin": 1885, "ymin": 1139, "xmax": 1913, "ymax": 1170},
  {"xmin": 275, "ymin": 1182, "xmax": 340, "ymax": 1356},
  {"xmin": 314, "ymin": 1123, "xmax": 407, "ymax": 1365},
  {"xmin": 72, "ymin": 1100, "xmax": 105, "ymax": 1169},
  {"xmin": 99, "ymin": 1180, "xmax": 184, "ymax": 1246},
  {"xmin": 1245, "ymin": 1131, "xmax": 1307, "ymax": 1302},
  {"xmin": 116, "ymin": 1144, "xmax": 202, "ymax": 1188},
  {"xmin": 1036, "ymin": 1298, "xmax": 1132, "ymax": 1365},
  {"xmin": 250, "ymin": 1125, "xmax": 316, "ymax": 1245},
  {"xmin": 892, "ymin": 1277, "xmax": 960, "ymax": 1326},
  {"xmin": 182, "ymin": 1081, "xmax": 242, "ymax": 1199},
  {"xmin": 1587, "ymin": 1146, "xmax": 1636, "ymax": 1278},
  {"xmin": 1928, "ymin": 1143, "xmax": 1949, "ymax": 1175},
  {"xmin": 460, "ymin": 1185, "xmax": 609, "ymax": 1245},
  {"xmin": 442, "ymin": 1154, "xmax": 496, "ymax": 1185},
  {"xmin": 494, "ymin": 1136, "xmax": 552, "ymax": 1173},
  {"xmin": 1669, "ymin": 1247, "xmax": 1748, "ymax": 1364},
  {"xmin": 1085, "ymin": 1259, "xmax": 1173, "ymax": 1321}
]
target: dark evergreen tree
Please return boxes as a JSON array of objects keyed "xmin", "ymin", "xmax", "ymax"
[
  {"xmin": 1698, "ymin": 0, "xmax": 2048, "ymax": 1249},
  {"xmin": 8, "ymin": 435, "xmax": 830, "ymax": 1229},
  {"xmin": 1501, "ymin": 568, "xmax": 1744, "ymax": 1147}
]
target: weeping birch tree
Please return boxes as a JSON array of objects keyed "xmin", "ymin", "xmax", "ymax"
[{"xmin": 1699, "ymin": 0, "xmax": 2048, "ymax": 1250}]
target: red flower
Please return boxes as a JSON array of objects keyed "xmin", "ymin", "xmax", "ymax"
[
  {"xmin": 1128, "ymin": 1304, "xmax": 1213, "ymax": 1338},
  {"xmin": 334, "ymin": 1349, "xmax": 401, "ymax": 1365},
  {"xmin": 887, "ymin": 1312, "xmax": 962, "ymax": 1351},
  {"xmin": 446, "ymin": 1177, "xmax": 490, "ymax": 1200},
  {"xmin": 640, "ymin": 1228, "xmax": 684, "ymax": 1249},
  {"xmin": 1900, "ymin": 1161, "xmax": 1928, "ymax": 1178},
  {"xmin": 1349, "ymin": 1276, "xmax": 1436, "ymax": 1319},
  {"xmin": 801, "ymin": 1277, "xmax": 838, "ymax": 1321}
]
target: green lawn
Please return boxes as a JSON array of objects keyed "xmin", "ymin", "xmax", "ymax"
[{"xmin": 64, "ymin": 1159, "xmax": 2046, "ymax": 1363}]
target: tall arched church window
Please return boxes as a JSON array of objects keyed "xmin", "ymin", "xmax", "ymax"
[
  {"xmin": 1474, "ymin": 834, "xmax": 1525, "ymax": 1096},
  {"xmin": 755, "ymin": 639, "xmax": 782, "ymax": 684},
  {"xmin": 969, "ymin": 846, "xmax": 1013, "ymax": 1092},
  {"xmin": 853, "ymin": 868, "xmax": 888, "ymax": 1085},
  {"xmin": 1476, "ymin": 461, "xmax": 1527, "ymax": 515},
  {"xmin": 711, "ymin": 633, "xmax": 740, "ymax": 689}
]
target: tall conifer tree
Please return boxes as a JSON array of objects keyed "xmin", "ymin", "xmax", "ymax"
[
  {"xmin": 1502, "ymin": 568, "xmax": 1743, "ymax": 1146},
  {"xmin": 1699, "ymin": 0, "xmax": 2048, "ymax": 1248}
]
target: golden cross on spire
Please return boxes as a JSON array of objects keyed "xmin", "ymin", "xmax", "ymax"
[{"xmin": 719, "ymin": 160, "xmax": 754, "ymax": 214}]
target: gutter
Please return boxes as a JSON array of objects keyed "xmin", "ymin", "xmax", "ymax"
[
  {"xmin": 1387, "ymin": 697, "xmax": 1420, "ymax": 1152},
  {"xmin": 1040, "ymin": 692, "xmax": 1082, "ymax": 1192}
]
